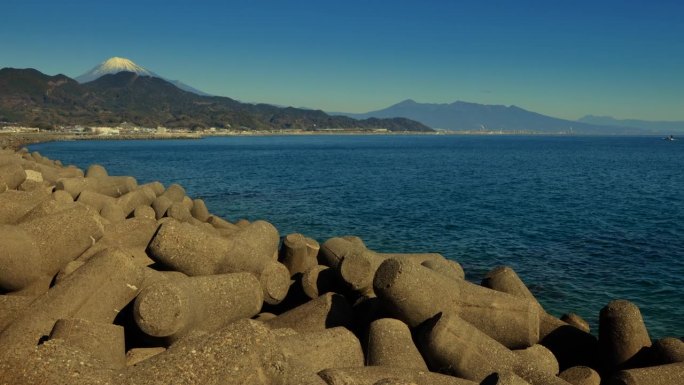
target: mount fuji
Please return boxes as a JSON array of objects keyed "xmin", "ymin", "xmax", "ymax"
[{"xmin": 75, "ymin": 57, "xmax": 209, "ymax": 96}]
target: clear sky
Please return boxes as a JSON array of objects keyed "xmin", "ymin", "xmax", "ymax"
[{"xmin": 2, "ymin": 0, "xmax": 683, "ymax": 121}]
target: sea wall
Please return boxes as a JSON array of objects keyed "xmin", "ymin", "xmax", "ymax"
[{"xmin": 0, "ymin": 144, "xmax": 682, "ymax": 385}]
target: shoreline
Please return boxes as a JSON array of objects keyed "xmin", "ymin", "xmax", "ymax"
[{"xmin": 1, "ymin": 129, "xmax": 664, "ymax": 151}]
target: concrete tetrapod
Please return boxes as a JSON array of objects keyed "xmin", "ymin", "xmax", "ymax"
[
  {"xmin": 0, "ymin": 188, "xmax": 51, "ymax": 224},
  {"xmin": 122, "ymin": 319, "xmax": 288, "ymax": 385},
  {"xmin": 0, "ymin": 248, "xmax": 144, "ymax": 352},
  {"xmin": 190, "ymin": 198, "xmax": 210, "ymax": 222},
  {"xmin": 56, "ymin": 174, "xmax": 138, "ymax": 199},
  {"xmin": 133, "ymin": 272, "xmax": 263, "ymax": 342},
  {"xmin": 482, "ymin": 265, "xmax": 598, "ymax": 369},
  {"xmin": 647, "ymin": 337, "xmax": 684, "ymax": 365},
  {"xmin": 514, "ymin": 344, "xmax": 559, "ymax": 376},
  {"xmin": 0, "ymin": 162, "xmax": 27, "ymax": 190},
  {"xmin": 560, "ymin": 313, "xmax": 591, "ymax": 333},
  {"xmin": 0, "ymin": 204, "xmax": 105, "ymax": 295},
  {"xmin": 417, "ymin": 312, "xmax": 573, "ymax": 385},
  {"xmin": 278, "ymin": 327, "xmax": 364, "ymax": 384},
  {"xmin": 480, "ymin": 373, "xmax": 532, "ymax": 385},
  {"xmin": 301, "ymin": 265, "xmax": 345, "ymax": 299},
  {"xmin": 48, "ymin": 318, "xmax": 126, "ymax": 370},
  {"xmin": 421, "ymin": 258, "xmax": 465, "ymax": 281},
  {"xmin": 558, "ymin": 366, "xmax": 601, "ymax": 385},
  {"xmin": 318, "ymin": 367, "xmax": 478, "ymax": 385},
  {"xmin": 366, "ymin": 318, "xmax": 428, "ymax": 370},
  {"xmin": 77, "ymin": 217, "xmax": 159, "ymax": 265},
  {"xmin": 599, "ymin": 300, "xmax": 652, "ymax": 371},
  {"xmin": 280, "ymin": 233, "xmax": 319, "ymax": 276},
  {"xmin": 265, "ymin": 292, "xmax": 352, "ymax": 333},
  {"xmin": 374, "ymin": 258, "xmax": 539, "ymax": 348},
  {"xmin": 0, "ymin": 295, "xmax": 33, "ymax": 330},
  {"xmin": 126, "ymin": 347, "xmax": 167, "ymax": 367},
  {"xmin": 324, "ymin": 236, "xmax": 445, "ymax": 295},
  {"xmin": 148, "ymin": 219, "xmax": 289, "ymax": 304},
  {"xmin": 607, "ymin": 362, "xmax": 684, "ymax": 385}
]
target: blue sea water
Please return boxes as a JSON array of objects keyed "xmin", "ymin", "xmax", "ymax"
[{"xmin": 29, "ymin": 135, "xmax": 684, "ymax": 339}]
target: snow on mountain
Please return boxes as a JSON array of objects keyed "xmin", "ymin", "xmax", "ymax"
[
  {"xmin": 75, "ymin": 57, "xmax": 210, "ymax": 96},
  {"xmin": 75, "ymin": 57, "xmax": 155, "ymax": 83}
]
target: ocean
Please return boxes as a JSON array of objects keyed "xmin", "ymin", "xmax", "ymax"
[{"xmin": 29, "ymin": 134, "xmax": 684, "ymax": 339}]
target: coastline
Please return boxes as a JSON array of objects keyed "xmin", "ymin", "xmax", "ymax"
[
  {"xmin": 1, "ymin": 128, "xmax": 648, "ymax": 151},
  {"xmin": 1, "ymin": 138, "xmax": 682, "ymax": 384}
]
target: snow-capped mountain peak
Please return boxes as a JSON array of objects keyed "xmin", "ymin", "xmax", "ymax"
[
  {"xmin": 74, "ymin": 57, "xmax": 210, "ymax": 95},
  {"xmin": 75, "ymin": 57, "xmax": 155, "ymax": 83}
]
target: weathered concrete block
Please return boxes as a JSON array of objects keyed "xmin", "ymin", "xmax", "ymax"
[
  {"xmin": 117, "ymin": 186, "xmax": 157, "ymax": 216},
  {"xmin": 85, "ymin": 164, "xmax": 108, "ymax": 178},
  {"xmin": 0, "ymin": 152, "xmax": 22, "ymax": 166},
  {"xmin": 0, "ymin": 162, "xmax": 27, "ymax": 190},
  {"xmin": 514, "ymin": 344, "xmax": 559, "ymax": 376},
  {"xmin": 166, "ymin": 201, "xmax": 193, "ymax": 222},
  {"xmin": 101, "ymin": 201, "xmax": 126, "ymax": 222},
  {"xmin": 148, "ymin": 219, "xmax": 287, "ymax": 304},
  {"xmin": 159, "ymin": 183, "xmax": 186, "ymax": 203},
  {"xmin": 151, "ymin": 195, "xmax": 173, "ymax": 219},
  {"xmin": 52, "ymin": 189, "xmax": 74, "ymax": 204},
  {"xmin": 481, "ymin": 265, "xmax": 598, "ymax": 369},
  {"xmin": 607, "ymin": 362, "xmax": 684, "ymax": 385},
  {"xmin": 558, "ymin": 366, "xmax": 601, "ymax": 385},
  {"xmin": 266, "ymin": 293, "xmax": 352, "ymax": 333},
  {"xmin": 560, "ymin": 313, "xmax": 591, "ymax": 333},
  {"xmin": 374, "ymin": 259, "xmax": 539, "ymax": 348},
  {"xmin": 140, "ymin": 181, "xmax": 165, "ymax": 197},
  {"xmin": 301, "ymin": 265, "xmax": 344, "ymax": 299},
  {"xmin": 323, "ymin": 236, "xmax": 444, "ymax": 295},
  {"xmin": 134, "ymin": 272, "xmax": 263, "ymax": 342},
  {"xmin": 0, "ymin": 204, "xmax": 105, "ymax": 294},
  {"xmin": 0, "ymin": 295, "xmax": 33, "ymax": 331},
  {"xmin": 418, "ymin": 312, "xmax": 518, "ymax": 381},
  {"xmin": 367, "ymin": 318, "xmax": 428, "ymax": 370},
  {"xmin": 599, "ymin": 300, "xmax": 652, "ymax": 371},
  {"xmin": 122, "ymin": 319, "xmax": 288, "ymax": 385},
  {"xmin": 421, "ymin": 258, "xmax": 464, "ymax": 281},
  {"xmin": 318, "ymin": 367, "xmax": 478, "ymax": 385},
  {"xmin": 49, "ymin": 318, "xmax": 126, "ymax": 370},
  {"xmin": 77, "ymin": 217, "xmax": 158, "ymax": 265},
  {"xmin": 56, "ymin": 174, "xmax": 137, "ymax": 199},
  {"xmin": 0, "ymin": 188, "xmax": 51, "ymax": 224},
  {"xmin": 133, "ymin": 205, "xmax": 157, "ymax": 220},
  {"xmin": 0, "ymin": 248, "xmax": 144, "ymax": 350},
  {"xmin": 278, "ymin": 327, "xmax": 364, "ymax": 384},
  {"xmin": 190, "ymin": 198, "xmax": 210, "ymax": 222},
  {"xmin": 207, "ymin": 214, "xmax": 240, "ymax": 231},
  {"xmin": 281, "ymin": 233, "xmax": 319, "ymax": 276},
  {"xmin": 418, "ymin": 312, "xmax": 572, "ymax": 385},
  {"xmin": 0, "ymin": 337, "xmax": 116, "ymax": 384},
  {"xmin": 54, "ymin": 260, "xmax": 86, "ymax": 284},
  {"xmin": 646, "ymin": 337, "xmax": 684, "ymax": 366},
  {"xmin": 126, "ymin": 347, "xmax": 167, "ymax": 367},
  {"xmin": 480, "ymin": 372, "xmax": 532, "ymax": 385}
]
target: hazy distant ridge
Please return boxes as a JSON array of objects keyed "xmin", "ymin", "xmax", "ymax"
[
  {"xmin": 579, "ymin": 115, "xmax": 684, "ymax": 133},
  {"xmin": 335, "ymin": 99, "xmax": 647, "ymax": 134}
]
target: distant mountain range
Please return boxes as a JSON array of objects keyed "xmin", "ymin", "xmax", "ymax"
[
  {"xmin": 0, "ymin": 68, "xmax": 431, "ymax": 132},
  {"xmin": 334, "ymin": 99, "xmax": 672, "ymax": 135},
  {"xmin": 578, "ymin": 115, "xmax": 684, "ymax": 133}
]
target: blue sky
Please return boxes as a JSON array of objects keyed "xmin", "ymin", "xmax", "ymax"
[{"xmin": 2, "ymin": 0, "xmax": 683, "ymax": 120}]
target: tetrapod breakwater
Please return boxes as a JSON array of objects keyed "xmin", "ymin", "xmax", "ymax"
[{"xmin": 0, "ymin": 145, "xmax": 682, "ymax": 385}]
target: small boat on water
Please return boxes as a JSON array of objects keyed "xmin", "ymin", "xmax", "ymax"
[{"xmin": 664, "ymin": 135, "xmax": 675, "ymax": 141}]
